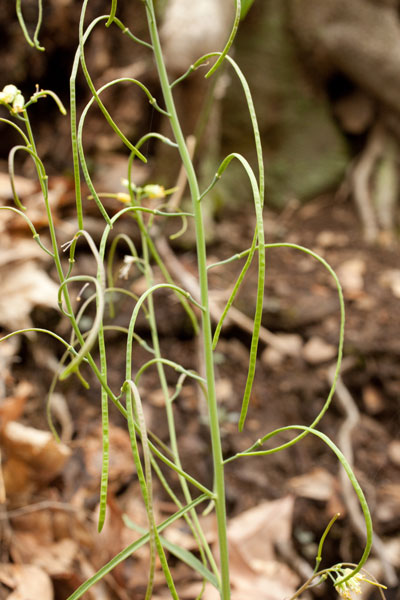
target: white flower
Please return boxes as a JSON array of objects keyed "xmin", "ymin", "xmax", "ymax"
[
  {"xmin": 12, "ymin": 93, "xmax": 25, "ymax": 113},
  {"xmin": 0, "ymin": 84, "xmax": 19, "ymax": 104}
]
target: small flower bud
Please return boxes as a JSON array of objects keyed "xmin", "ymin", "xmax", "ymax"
[
  {"xmin": 116, "ymin": 193, "xmax": 131, "ymax": 203},
  {"xmin": 12, "ymin": 93, "xmax": 25, "ymax": 113},
  {"xmin": 143, "ymin": 184, "xmax": 165, "ymax": 199}
]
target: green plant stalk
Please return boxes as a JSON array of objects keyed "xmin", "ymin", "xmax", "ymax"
[
  {"xmin": 125, "ymin": 381, "xmax": 158, "ymax": 599},
  {"xmin": 145, "ymin": 2, "xmax": 230, "ymax": 597},
  {"xmin": 140, "ymin": 225, "xmax": 219, "ymax": 581}
]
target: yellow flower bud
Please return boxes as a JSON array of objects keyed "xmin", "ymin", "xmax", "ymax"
[{"xmin": 143, "ymin": 184, "xmax": 166, "ymax": 199}]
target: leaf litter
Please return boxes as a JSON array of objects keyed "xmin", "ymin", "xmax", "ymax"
[{"xmin": 1, "ymin": 188, "xmax": 400, "ymax": 597}]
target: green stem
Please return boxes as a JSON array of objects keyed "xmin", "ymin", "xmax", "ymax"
[
  {"xmin": 145, "ymin": 3, "xmax": 230, "ymax": 597},
  {"xmin": 141, "ymin": 230, "xmax": 219, "ymax": 581}
]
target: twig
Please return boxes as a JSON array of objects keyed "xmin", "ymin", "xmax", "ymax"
[
  {"xmin": 0, "ymin": 500, "xmax": 79, "ymax": 520},
  {"xmin": 327, "ymin": 359, "xmax": 398, "ymax": 587}
]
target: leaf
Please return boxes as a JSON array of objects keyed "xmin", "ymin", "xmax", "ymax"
[
  {"xmin": 1, "ymin": 421, "xmax": 71, "ymax": 497},
  {"xmin": 0, "ymin": 259, "xmax": 59, "ymax": 330},
  {"xmin": 0, "ymin": 564, "xmax": 53, "ymax": 600},
  {"xmin": 288, "ymin": 467, "xmax": 337, "ymax": 501},
  {"xmin": 203, "ymin": 497, "xmax": 299, "ymax": 600}
]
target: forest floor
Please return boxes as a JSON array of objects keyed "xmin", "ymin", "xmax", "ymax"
[{"xmin": 0, "ymin": 173, "xmax": 399, "ymax": 600}]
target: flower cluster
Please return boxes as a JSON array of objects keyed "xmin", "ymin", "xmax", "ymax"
[
  {"xmin": 0, "ymin": 84, "xmax": 25, "ymax": 113},
  {"xmin": 335, "ymin": 569, "xmax": 364, "ymax": 599},
  {"xmin": 334, "ymin": 568, "xmax": 387, "ymax": 600}
]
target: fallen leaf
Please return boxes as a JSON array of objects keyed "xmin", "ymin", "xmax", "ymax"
[
  {"xmin": 1, "ymin": 421, "xmax": 71, "ymax": 496},
  {"xmin": 0, "ymin": 171, "xmax": 36, "ymax": 202},
  {"xmin": 204, "ymin": 497, "xmax": 299, "ymax": 600},
  {"xmin": 0, "ymin": 564, "xmax": 53, "ymax": 600},
  {"xmin": 0, "ymin": 381, "xmax": 32, "ymax": 428},
  {"xmin": 288, "ymin": 467, "xmax": 337, "ymax": 501},
  {"xmin": 31, "ymin": 538, "xmax": 79, "ymax": 577},
  {"xmin": 0, "ymin": 260, "xmax": 59, "ymax": 330},
  {"xmin": 0, "ymin": 234, "xmax": 47, "ymax": 267}
]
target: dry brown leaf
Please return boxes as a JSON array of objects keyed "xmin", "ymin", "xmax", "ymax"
[
  {"xmin": 0, "ymin": 235, "xmax": 45, "ymax": 267},
  {"xmin": 1, "ymin": 456, "xmax": 33, "ymax": 498},
  {"xmin": 228, "ymin": 496, "xmax": 294, "ymax": 564},
  {"xmin": 0, "ymin": 260, "xmax": 59, "ymax": 330},
  {"xmin": 288, "ymin": 467, "xmax": 337, "ymax": 501},
  {"xmin": 204, "ymin": 497, "xmax": 298, "ymax": 600},
  {"xmin": 0, "ymin": 563, "xmax": 53, "ymax": 600},
  {"xmin": 11, "ymin": 509, "xmax": 59, "ymax": 562},
  {"xmin": 0, "ymin": 175, "xmax": 71, "ymax": 235},
  {"xmin": 0, "ymin": 172, "xmax": 36, "ymax": 202},
  {"xmin": 30, "ymin": 538, "xmax": 78, "ymax": 577},
  {"xmin": 0, "ymin": 381, "xmax": 32, "ymax": 428},
  {"xmin": 1, "ymin": 421, "xmax": 71, "ymax": 497}
]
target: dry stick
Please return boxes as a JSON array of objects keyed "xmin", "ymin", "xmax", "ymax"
[
  {"xmin": 351, "ymin": 122, "xmax": 384, "ymax": 243},
  {"xmin": 327, "ymin": 359, "xmax": 398, "ymax": 587},
  {"xmin": 1, "ymin": 501, "xmax": 78, "ymax": 519}
]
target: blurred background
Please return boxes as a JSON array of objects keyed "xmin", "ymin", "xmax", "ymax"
[{"xmin": 1, "ymin": 0, "xmax": 400, "ymax": 232}]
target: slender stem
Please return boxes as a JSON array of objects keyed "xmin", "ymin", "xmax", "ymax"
[
  {"xmin": 141, "ymin": 229, "xmax": 219, "ymax": 580},
  {"xmin": 145, "ymin": 3, "xmax": 230, "ymax": 597}
]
